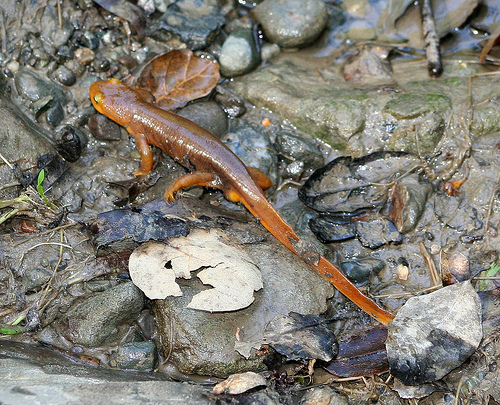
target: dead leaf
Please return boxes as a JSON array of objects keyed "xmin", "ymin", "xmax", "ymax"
[
  {"xmin": 323, "ymin": 325, "xmax": 389, "ymax": 378},
  {"xmin": 93, "ymin": 0, "xmax": 146, "ymax": 40},
  {"xmin": 128, "ymin": 228, "xmax": 263, "ymax": 312},
  {"xmin": 263, "ymin": 312, "xmax": 337, "ymax": 362},
  {"xmin": 135, "ymin": 49, "xmax": 220, "ymax": 110}
]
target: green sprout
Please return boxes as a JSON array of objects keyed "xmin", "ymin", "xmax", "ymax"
[
  {"xmin": 478, "ymin": 258, "xmax": 500, "ymax": 291},
  {"xmin": 0, "ymin": 324, "xmax": 25, "ymax": 335},
  {"xmin": 37, "ymin": 169, "xmax": 57, "ymax": 210}
]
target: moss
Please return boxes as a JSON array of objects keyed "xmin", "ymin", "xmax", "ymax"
[{"xmin": 384, "ymin": 92, "xmax": 451, "ymax": 119}]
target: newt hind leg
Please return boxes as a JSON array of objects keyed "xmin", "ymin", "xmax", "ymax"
[
  {"xmin": 164, "ymin": 172, "xmax": 221, "ymax": 201},
  {"xmin": 247, "ymin": 167, "xmax": 274, "ymax": 190}
]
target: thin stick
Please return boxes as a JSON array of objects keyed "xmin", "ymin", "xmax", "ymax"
[
  {"xmin": 421, "ymin": 0, "xmax": 442, "ymax": 77},
  {"xmin": 484, "ymin": 171, "xmax": 500, "ymax": 236},
  {"xmin": 454, "ymin": 376, "xmax": 464, "ymax": 405},
  {"xmin": 38, "ymin": 230, "xmax": 65, "ymax": 313},
  {"xmin": 57, "ymin": 0, "xmax": 62, "ymax": 29},
  {"xmin": 473, "ymin": 276, "xmax": 500, "ymax": 280},
  {"xmin": 479, "ymin": 27, "xmax": 500, "ymax": 63},
  {"xmin": 419, "ymin": 241, "xmax": 441, "ymax": 286},
  {"xmin": 0, "ymin": 7, "xmax": 6, "ymax": 54}
]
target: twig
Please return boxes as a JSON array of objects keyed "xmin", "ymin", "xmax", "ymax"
[
  {"xmin": 13, "ymin": 222, "xmax": 77, "ymax": 247},
  {"xmin": 0, "ymin": 208, "xmax": 19, "ymax": 225},
  {"xmin": 373, "ymin": 284, "xmax": 441, "ymax": 299},
  {"xmin": 483, "ymin": 171, "xmax": 500, "ymax": 236},
  {"xmin": 38, "ymin": 229, "xmax": 65, "ymax": 313},
  {"xmin": 57, "ymin": 0, "xmax": 62, "ymax": 29},
  {"xmin": 455, "ymin": 375, "xmax": 464, "ymax": 405},
  {"xmin": 0, "ymin": 7, "xmax": 7, "ymax": 54},
  {"xmin": 421, "ymin": 0, "xmax": 443, "ymax": 77},
  {"xmin": 419, "ymin": 241, "xmax": 441, "ymax": 286},
  {"xmin": 479, "ymin": 27, "xmax": 500, "ymax": 63},
  {"xmin": 473, "ymin": 276, "xmax": 500, "ymax": 280},
  {"xmin": 18, "ymin": 242, "xmax": 72, "ymax": 270},
  {"xmin": 0, "ymin": 182, "xmax": 22, "ymax": 191}
]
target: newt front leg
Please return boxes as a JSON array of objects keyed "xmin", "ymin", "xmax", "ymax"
[{"xmin": 129, "ymin": 131, "xmax": 154, "ymax": 176}]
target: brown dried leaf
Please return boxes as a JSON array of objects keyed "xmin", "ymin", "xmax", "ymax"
[{"xmin": 136, "ymin": 49, "xmax": 220, "ymax": 110}]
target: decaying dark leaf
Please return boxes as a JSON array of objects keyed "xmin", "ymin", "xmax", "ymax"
[
  {"xmin": 93, "ymin": 0, "xmax": 147, "ymax": 40},
  {"xmin": 136, "ymin": 49, "xmax": 220, "ymax": 111},
  {"xmin": 323, "ymin": 325, "xmax": 389, "ymax": 378},
  {"xmin": 299, "ymin": 151, "xmax": 421, "ymax": 214},
  {"xmin": 263, "ymin": 312, "xmax": 338, "ymax": 362}
]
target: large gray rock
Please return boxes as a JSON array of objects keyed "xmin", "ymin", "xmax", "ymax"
[
  {"xmin": 147, "ymin": 201, "xmax": 334, "ymax": 377},
  {"xmin": 386, "ymin": 281, "xmax": 482, "ymax": 385},
  {"xmin": 61, "ymin": 282, "xmax": 145, "ymax": 347},
  {"xmin": 153, "ymin": 235, "xmax": 334, "ymax": 377},
  {"xmin": 0, "ymin": 341, "xmax": 212, "ymax": 405},
  {"xmin": 232, "ymin": 62, "xmax": 367, "ymax": 150}
]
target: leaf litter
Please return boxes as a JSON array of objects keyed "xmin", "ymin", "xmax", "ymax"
[
  {"xmin": 128, "ymin": 228, "xmax": 263, "ymax": 311},
  {"xmin": 135, "ymin": 49, "xmax": 220, "ymax": 111}
]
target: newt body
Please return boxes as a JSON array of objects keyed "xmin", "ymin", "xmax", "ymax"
[{"xmin": 90, "ymin": 78, "xmax": 394, "ymax": 325}]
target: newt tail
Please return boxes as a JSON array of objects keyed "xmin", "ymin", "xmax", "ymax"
[
  {"xmin": 236, "ymin": 191, "xmax": 395, "ymax": 325},
  {"xmin": 90, "ymin": 78, "xmax": 395, "ymax": 325}
]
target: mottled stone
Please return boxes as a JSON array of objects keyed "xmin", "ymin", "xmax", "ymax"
[
  {"xmin": 386, "ymin": 281, "xmax": 482, "ymax": 385},
  {"xmin": 62, "ymin": 282, "xmax": 145, "ymax": 347}
]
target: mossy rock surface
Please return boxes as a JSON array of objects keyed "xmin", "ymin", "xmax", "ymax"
[{"xmin": 383, "ymin": 92, "xmax": 451, "ymax": 119}]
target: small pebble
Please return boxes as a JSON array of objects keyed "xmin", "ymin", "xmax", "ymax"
[
  {"xmin": 301, "ymin": 386, "xmax": 348, "ymax": 405},
  {"xmin": 78, "ymin": 31, "xmax": 100, "ymax": 50},
  {"xmin": 55, "ymin": 125, "xmax": 86, "ymax": 162},
  {"xmin": 65, "ymin": 59, "xmax": 86, "ymax": 77},
  {"xmin": 109, "ymin": 341, "xmax": 158, "ymax": 371},
  {"xmin": 340, "ymin": 258, "xmax": 385, "ymax": 284},
  {"xmin": 92, "ymin": 57, "xmax": 111, "ymax": 73},
  {"xmin": 6, "ymin": 60, "xmax": 20, "ymax": 74},
  {"xmin": 117, "ymin": 55, "xmax": 138, "ymax": 71},
  {"xmin": 54, "ymin": 66, "xmax": 77, "ymax": 86},
  {"xmin": 219, "ymin": 27, "xmax": 260, "ymax": 77},
  {"xmin": 46, "ymin": 102, "xmax": 65, "ymax": 127},
  {"xmin": 75, "ymin": 47, "xmax": 95, "ymax": 65},
  {"xmin": 55, "ymin": 45, "xmax": 74, "ymax": 63},
  {"xmin": 215, "ymin": 85, "xmax": 247, "ymax": 118},
  {"xmin": 261, "ymin": 43, "xmax": 280, "ymax": 61},
  {"xmin": 88, "ymin": 114, "xmax": 122, "ymax": 141}
]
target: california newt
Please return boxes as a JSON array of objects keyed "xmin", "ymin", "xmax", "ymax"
[{"xmin": 90, "ymin": 78, "xmax": 394, "ymax": 325}]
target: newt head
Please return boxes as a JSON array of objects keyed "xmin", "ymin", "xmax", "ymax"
[{"xmin": 90, "ymin": 78, "xmax": 141, "ymax": 126}]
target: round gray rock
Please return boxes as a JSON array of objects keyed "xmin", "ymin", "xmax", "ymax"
[
  {"xmin": 64, "ymin": 282, "xmax": 145, "ymax": 347},
  {"xmin": 251, "ymin": 0, "xmax": 328, "ymax": 48},
  {"xmin": 219, "ymin": 27, "xmax": 260, "ymax": 77}
]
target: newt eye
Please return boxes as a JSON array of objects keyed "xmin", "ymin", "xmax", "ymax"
[{"xmin": 93, "ymin": 92, "xmax": 103, "ymax": 104}]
